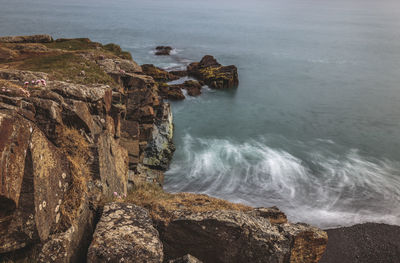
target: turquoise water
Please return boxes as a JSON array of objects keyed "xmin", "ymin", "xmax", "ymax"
[{"xmin": 1, "ymin": 0, "xmax": 400, "ymax": 227}]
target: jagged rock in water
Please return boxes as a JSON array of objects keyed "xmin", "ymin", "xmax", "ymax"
[
  {"xmin": 141, "ymin": 64, "xmax": 179, "ymax": 82},
  {"xmin": 160, "ymin": 210, "xmax": 327, "ymax": 263},
  {"xmin": 0, "ymin": 34, "xmax": 53, "ymax": 43},
  {"xmin": 158, "ymin": 83, "xmax": 186, "ymax": 100},
  {"xmin": 168, "ymin": 254, "xmax": 203, "ymax": 263},
  {"xmin": 187, "ymin": 55, "xmax": 238, "ymax": 89},
  {"xmin": 87, "ymin": 202, "xmax": 164, "ymax": 263},
  {"xmin": 155, "ymin": 46, "xmax": 173, "ymax": 56}
]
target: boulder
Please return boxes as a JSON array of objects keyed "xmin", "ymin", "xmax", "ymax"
[
  {"xmin": 96, "ymin": 58, "xmax": 142, "ymax": 74},
  {"xmin": 141, "ymin": 64, "xmax": 179, "ymax": 82},
  {"xmin": 187, "ymin": 55, "xmax": 238, "ymax": 89},
  {"xmin": 87, "ymin": 202, "xmax": 164, "ymax": 263},
  {"xmin": 168, "ymin": 254, "xmax": 203, "ymax": 263},
  {"xmin": 0, "ymin": 35, "xmax": 53, "ymax": 43},
  {"xmin": 247, "ymin": 206, "xmax": 288, "ymax": 224},
  {"xmin": 155, "ymin": 46, "xmax": 173, "ymax": 56},
  {"xmin": 160, "ymin": 210, "xmax": 327, "ymax": 263}
]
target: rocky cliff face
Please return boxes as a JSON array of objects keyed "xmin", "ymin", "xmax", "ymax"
[{"xmin": 0, "ymin": 35, "xmax": 326, "ymax": 262}]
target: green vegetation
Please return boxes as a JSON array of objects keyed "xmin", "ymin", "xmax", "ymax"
[
  {"xmin": 44, "ymin": 38, "xmax": 101, "ymax": 51},
  {"xmin": 103, "ymin": 43, "xmax": 132, "ymax": 60},
  {"xmin": 17, "ymin": 53, "xmax": 116, "ymax": 85}
]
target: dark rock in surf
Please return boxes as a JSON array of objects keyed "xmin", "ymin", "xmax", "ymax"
[
  {"xmin": 187, "ymin": 55, "xmax": 238, "ymax": 89},
  {"xmin": 155, "ymin": 46, "xmax": 173, "ymax": 56}
]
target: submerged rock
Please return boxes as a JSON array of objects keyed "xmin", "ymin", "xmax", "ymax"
[
  {"xmin": 187, "ymin": 55, "xmax": 238, "ymax": 89},
  {"xmin": 155, "ymin": 46, "xmax": 173, "ymax": 56},
  {"xmin": 87, "ymin": 202, "xmax": 164, "ymax": 263}
]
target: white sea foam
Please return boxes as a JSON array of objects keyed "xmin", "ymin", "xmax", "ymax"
[{"xmin": 165, "ymin": 134, "xmax": 400, "ymax": 228}]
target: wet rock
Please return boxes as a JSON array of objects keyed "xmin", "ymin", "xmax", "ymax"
[
  {"xmin": 142, "ymin": 103, "xmax": 175, "ymax": 172},
  {"xmin": 0, "ymin": 35, "xmax": 53, "ymax": 43},
  {"xmin": 141, "ymin": 64, "xmax": 179, "ymax": 82},
  {"xmin": 187, "ymin": 55, "xmax": 238, "ymax": 89},
  {"xmin": 87, "ymin": 202, "xmax": 164, "ymax": 263},
  {"xmin": 160, "ymin": 210, "xmax": 327, "ymax": 263},
  {"xmin": 169, "ymin": 70, "xmax": 188, "ymax": 77},
  {"xmin": 155, "ymin": 46, "xmax": 173, "ymax": 56},
  {"xmin": 168, "ymin": 254, "xmax": 203, "ymax": 263}
]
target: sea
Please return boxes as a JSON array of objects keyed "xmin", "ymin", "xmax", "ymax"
[{"xmin": 1, "ymin": 0, "xmax": 400, "ymax": 228}]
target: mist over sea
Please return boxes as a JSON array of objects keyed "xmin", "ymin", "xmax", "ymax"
[{"xmin": 1, "ymin": 0, "xmax": 400, "ymax": 228}]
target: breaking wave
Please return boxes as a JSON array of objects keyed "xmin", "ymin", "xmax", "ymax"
[{"xmin": 164, "ymin": 134, "xmax": 400, "ymax": 228}]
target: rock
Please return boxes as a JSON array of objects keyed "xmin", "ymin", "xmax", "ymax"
[
  {"xmin": 160, "ymin": 210, "xmax": 327, "ymax": 263},
  {"xmin": 0, "ymin": 110, "xmax": 71, "ymax": 253},
  {"xmin": 155, "ymin": 46, "xmax": 173, "ymax": 56},
  {"xmin": 96, "ymin": 58, "xmax": 142, "ymax": 74},
  {"xmin": 87, "ymin": 202, "xmax": 164, "ymax": 263},
  {"xmin": 158, "ymin": 83, "xmax": 185, "ymax": 100},
  {"xmin": 168, "ymin": 254, "xmax": 203, "ymax": 263},
  {"xmin": 141, "ymin": 64, "xmax": 179, "ymax": 82},
  {"xmin": 142, "ymin": 103, "xmax": 175, "ymax": 172},
  {"xmin": 247, "ymin": 206, "xmax": 288, "ymax": 224},
  {"xmin": 0, "ymin": 35, "xmax": 53, "ymax": 43},
  {"xmin": 178, "ymin": 80, "xmax": 202, "ymax": 97},
  {"xmin": 169, "ymin": 70, "xmax": 188, "ymax": 77},
  {"xmin": 96, "ymin": 131, "xmax": 129, "ymax": 198},
  {"xmin": 187, "ymin": 55, "xmax": 238, "ymax": 89}
]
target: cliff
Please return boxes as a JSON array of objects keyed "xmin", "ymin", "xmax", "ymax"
[{"xmin": 0, "ymin": 35, "xmax": 327, "ymax": 262}]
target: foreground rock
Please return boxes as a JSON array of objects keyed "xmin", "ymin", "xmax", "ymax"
[
  {"xmin": 168, "ymin": 254, "xmax": 203, "ymax": 263},
  {"xmin": 160, "ymin": 210, "xmax": 327, "ymax": 263},
  {"xmin": 320, "ymin": 223, "xmax": 400, "ymax": 263},
  {"xmin": 155, "ymin": 46, "xmax": 173, "ymax": 56},
  {"xmin": 87, "ymin": 202, "xmax": 164, "ymax": 263},
  {"xmin": 187, "ymin": 55, "xmax": 238, "ymax": 89}
]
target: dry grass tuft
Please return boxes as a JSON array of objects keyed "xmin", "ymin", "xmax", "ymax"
[
  {"xmin": 124, "ymin": 183, "xmax": 251, "ymax": 225},
  {"xmin": 55, "ymin": 126, "xmax": 90, "ymax": 229}
]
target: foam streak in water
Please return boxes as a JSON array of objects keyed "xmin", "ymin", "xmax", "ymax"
[{"xmin": 164, "ymin": 134, "xmax": 400, "ymax": 228}]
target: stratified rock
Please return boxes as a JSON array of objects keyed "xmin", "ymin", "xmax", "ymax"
[
  {"xmin": 141, "ymin": 64, "xmax": 179, "ymax": 82},
  {"xmin": 187, "ymin": 55, "xmax": 238, "ymax": 89},
  {"xmin": 87, "ymin": 202, "xmax": 164, "ymax": 263},
  {"xmin": 0, "ymin": 35, "xmax": 53, "ymax": 43},
  {"xmin": 155, "ymin": 46, "xmax": 173, "ymax": 56},
  {"xmin": 160, "ymin": 210, "xmax": 327, "ymax": 263},
  {"xmin": 168, "ymin": 254, "xmax": 203, "ymax": 263}
]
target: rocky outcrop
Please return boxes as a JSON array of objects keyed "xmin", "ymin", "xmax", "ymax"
[
  {"xmin": 0, "ymin": 34, "xmax": 53, "ymax": 43},
  {"xmin": 155, "ymin": 46, "xmax": 173, "ymax": 56},
  {"xmin": 187, "ymin": 55, "xmax": 238, "ymax": 89},
  {"xmin": 0, "ymin": 36, "xmax": 327, "ymax": 263},
  {"xmin": 159, "ymin": 210, "xmax": 327, "ymax": 263},
  {"xmin": 87, "ymin": 202, "xmax": 164, "ymax": 263},
  {"xmin": 141, "ymin": 64, "xmax": 179, "ymax": 82}
]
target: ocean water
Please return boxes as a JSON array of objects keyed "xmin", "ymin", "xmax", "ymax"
[{"xmin": 1, "ymin": 0, "xmax": 400, "ymax": 228}]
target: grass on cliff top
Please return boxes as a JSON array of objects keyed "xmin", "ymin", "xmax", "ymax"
[
  {"xmin": 124, "ymin": 183, "xmax": 252, "ymax": 224},
  {"xmin": 44, "ymin": 39, "xmax": 132, "ymax": 60},
  {"xmin": 16, "ymin": 52, "xmax": 116, "ymax": 86}
]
